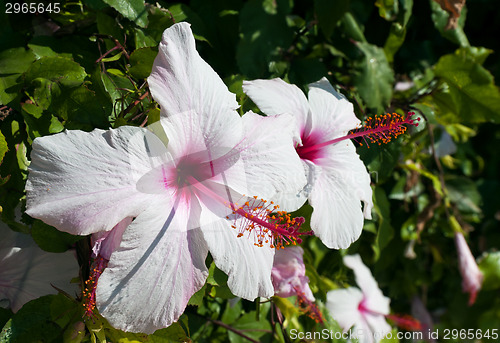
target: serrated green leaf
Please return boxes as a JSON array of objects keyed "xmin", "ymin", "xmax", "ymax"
[
  {"xmin": 479, "ymin": 252, "xmax": 500, "ymax": 291},
  {"xmin": 352, "ymin": 42, "xmax": 394, "ymax": 112},
  {"xmin": 129, "ymin": 48, "xmax": 157, "ymax": 80},
  {"xmin": 103, "ymin": 0, "xmax": 149, "ymax": 28},
  {"xmin": 25, "ymin": 57, "xmax": 87, "ymax": 88},
  {"xmin": 31, "ymin": 220, "xmax": 83, "ymax": 253},
  {"xmin": 434, "ymin": 48, "xmax": 500, "ymax": 124},
  {"xmin": 187, "ymin": 284, "xmax": 206, "ymax": 307}
]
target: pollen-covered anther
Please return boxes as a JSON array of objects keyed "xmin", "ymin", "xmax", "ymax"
[
  {"xmin": 230, "ymin": 197, "xmax": 312, "ymax": 249},
  {"xmin": 349, "ymin": 112, "xmax": 420, "ymax": 148},
  {"xmin": 82, "ymin": 256, "xmax": 108, "ymax": 319}
]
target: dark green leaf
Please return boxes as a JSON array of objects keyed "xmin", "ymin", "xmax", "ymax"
[
  {"xmin": 25, "ymin": 57, "xmax": 87, "ymax": 88},
  {"xmin": 31, "ymin": 220, "xmax": 83, "ymax": 253},
  {"xmin": 372, "ymin": 187, "xmax": 394, "ymax": 260},
  {"xmin": 103, "ymin": 0, "xmax": 149, "ymax": 28},
  {"xmin": 314, "ymin": 0, "xmax": 349, "ymax": 38},
  {"xmin": 51, "ymin": 85, "xmax": 110, "ymax": 129},
  {"xmin": 0, "ymin": 48, "xmax": 35, "ymax": 74},
  {"xmin": 237, "ymin": 0, "xmax": 293, "ymax": 78},
  {"xmin": 129, "ymin": 48, "xmax": 157, "ymax": 80},
  {"xmin": 352, "ymin": 42, "xmax": 394, "ymax": 111},
  {"xmin": 0, "ymin": 295, "xmax": 77, "ymax": 343}
]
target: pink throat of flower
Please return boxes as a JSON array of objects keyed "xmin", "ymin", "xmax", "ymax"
[
  {"xmin": 297, "ymin": 112, "xmax": 420, "ymax": 157},
  {"xmin": 358, "ymin": 299, "xmax": 422, "ymax": 331},
  {"xmin": 186, "ymin": 176, "xmax": 312, "ymax": 249}
]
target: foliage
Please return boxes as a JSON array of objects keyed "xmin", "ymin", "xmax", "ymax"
[{"xmin": 0, "ymin": 0, "xmax": 499, "ymax": 342}]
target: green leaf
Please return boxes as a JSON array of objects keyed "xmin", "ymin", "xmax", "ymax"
[
  {"xmin": 31, "ymin": 220, "xmax": 83, "ymax": 253},
  {"xmin": 227, "ymin": 303, "xmax": 272, "ymax": 343},
  {"xmin": 372, "ymin": 187, "xmax": 394, "ymax": 261},
  {"xmin": 0, "ymin": 48, "xmax": 35, "ymax": 106},
  {"xmin": 187, "ymin": 284, "xmax": 206, "ymax": 307},
  {"xmin": 103, "ymin": 0, "xmax": 149, "ymax": 28},
  {"xmin": 479, "ymin": 252, "xmax": 500, "ymax": 291},
  {"xmin": 314, "ymin": 0, "xmax": 349, "ymax": 38},
  {"xmin": 0, "ymin": 47, "xmax": 35, "ymax": 74},
  {"xmin": 352, "ymin": 42, "xmax": 394, "ymax": 112},
  {"xmin": 0, "ymin": 295, "xmax": 77, "ymax": 343},
  {"xmin": 445, "ymin": 176, "xmax": 482, "ymax": 214},
  {"xmin": 25, "ymin": 57, "xmax": 87, "ymax": 88},
  {"xmin": 430, "ymin": 0, "xmax": 469, "ymax": 47},
  {"xmin": 129, "ymin": 48, "xmax": 157, "ymax": 80},
  {"xmin": 237, "ymin": 0, "xmax": 293, "ymax": 78},
  {"xmin": 0, "ymin": 131, "xmax": 7, "ymax": 165},
  {"xmin": 375, "ymin": 0, "xmax": 398, "ymax": 21},
  {"xmin": 21, "ymin": 102, "xmax": 64, "ymax": 142},
  {"xmin": 51, "ymin": 85, "xmax": 110, "ymax": 129},
  {"xmin": 433, "ymin": 48, "xmax": 500, "ymax": 124}
]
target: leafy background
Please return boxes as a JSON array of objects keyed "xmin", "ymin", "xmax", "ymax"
[{"xmin": 1, "ymin": 0, "xmax": 500, "ymax": 342}]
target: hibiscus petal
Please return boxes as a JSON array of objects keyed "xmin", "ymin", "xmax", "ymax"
[
  {"xmin": 238, "ymin": 111, "xmax": 307, "ymax": 203},
  {"xmin": 364, "ymin": 313, "xmax": 392, "ymax": 342},
  {"xmin": 242, "ymin": 78, "xmax": 311, "ymax": 135},
  {"xmin": 343, "ymin": 254, "xmax": 390, "ymax": 315},
  {"xmin": 26, "ymin": 126, "xmax": 169, "ymax": 236},
  {"xmin": 0, "ymin": 223, "xmax": 79, "ymax": 312},
  {"xmin": 97, "ymin": 198, "xmax": 208, "ymax": 334},
  {"xmin": 308, "ymin": 77, "xmax": 360, "ymax": 139},
  {"xmin": 148, "ymin": 22, "xmax": 238, "ymax": 118},
  {"xmin": 326, "ymin": 287, "xmax": 364, "ymax": 332},
  {"xmin": 199, "ymin": 207, "xmax": 275, "ymax": 300}
]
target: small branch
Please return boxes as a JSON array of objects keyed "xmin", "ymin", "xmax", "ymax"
[{"xmin": 206, "ymin": 317, "xmax": 261, "ymax": 343}]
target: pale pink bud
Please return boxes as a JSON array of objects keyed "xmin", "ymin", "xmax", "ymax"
[{"xmin": 454, "ymin": 232, "xmax": 483, "ymax": 305}]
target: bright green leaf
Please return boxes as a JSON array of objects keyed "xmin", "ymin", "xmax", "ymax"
[
  {"xmin": 103, "ymin": 0, "xmax": 149, "ymax": 28},
  {"xmin": 0, "ymin": 131, "xmax": 7, "ymax": 165},
  {"xmin": 375, "ymin": 0, "xmax": 398, "ymax": 21},
  {"xmin": 479, "ymin": 252, "xmax": 500, "ymax": 291},
  {"xmin": 430, "ymin": 0, "xmax": 469, "ymax": 47},
  {"xmin": 434, "ymin": 48, "xmax": 500, "ymax": 124}
]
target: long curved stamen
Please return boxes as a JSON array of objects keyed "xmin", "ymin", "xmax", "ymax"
[
  {"xmin": 297, "ymin": 112, "xmax": 420, "ymax": 155},
  {"xmin": 294, "ymin": 286, "xmax": 324, "ymax": 323},
  {"xmin": 83, "ymin": 255, "xmax": 108, "ymax": 318},
  {"xmin": 186, "ymin": 176, "xmax": 312, "ymax": 249},
  {"xmin": 386, "ymin": 313, "xmax": 422, "ymax": 331}
]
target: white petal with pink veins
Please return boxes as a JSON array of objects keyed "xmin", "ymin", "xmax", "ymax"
[
  {"xmin": 26, "ymin": 126, "xmax": 170, "ymax": 236},
  {"xmin": 97, "ymin": 199, "xmax": 208, "ymax": 334},
  {"xmin": 242, "ymin": 78, "xmax": 311, "ymax": 136},
  {"xmin": 148, "ymin": 22, "xmax": 238, "ymax": 117}
]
